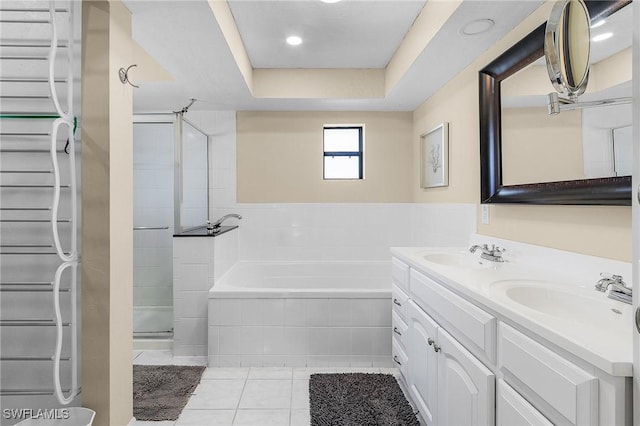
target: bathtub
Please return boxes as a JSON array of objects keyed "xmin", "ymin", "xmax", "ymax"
[{"xmin": 208, "ymin": 261, "xmax": 393, "ymax": 368}]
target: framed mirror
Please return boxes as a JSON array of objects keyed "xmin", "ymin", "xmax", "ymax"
[{"xmin": 479, "ymin": 0, "xmax": 631, "ymax": 205}]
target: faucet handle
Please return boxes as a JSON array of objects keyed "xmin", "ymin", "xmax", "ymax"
[
  {"xmin": 600, "ymin": 272, "xmax": 624, "ymax": 283},
  {"xmin": 597, "ymin": 272, "xmax": 630, "ymax": 293}
]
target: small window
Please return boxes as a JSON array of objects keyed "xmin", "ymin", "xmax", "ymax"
[{"xmin": 323, "ymin": 126, "xmax": 363, "ymax": 180}]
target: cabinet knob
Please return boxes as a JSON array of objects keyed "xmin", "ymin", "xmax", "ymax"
[
  {"xmin": 393, "ymin": 327, "xmax": 402, "ymax": 336},
  {"xmin": 427, "ymin": 338, "xmax": 434, "ymax": 346},
  {"xmin": 393, "ymin": 355, "xmax": 402, "ymax": 366},
  {"xmin": 393, "ymin": 298, "xmax": 402, "ymax": 307},
  {"xmin": 433, "ymin": 344, "xmax": 441, "ymax": 353}
]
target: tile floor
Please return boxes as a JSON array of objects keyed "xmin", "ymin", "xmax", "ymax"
[{"xmin": 130, "ymin": 350, "xmax": 400, "ymax": 426}]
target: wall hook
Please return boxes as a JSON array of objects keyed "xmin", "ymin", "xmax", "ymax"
[{"xmin": 118, "ymin": 64, "xmax": 139, "ymax": 88}]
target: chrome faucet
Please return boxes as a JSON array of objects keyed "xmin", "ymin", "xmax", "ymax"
[
  {"xmin": 469, "ymin": 244, "xmax": 505, "ymax": 262},
  {"xmin": 210, "ymin": 213, "xmax": 242, "ymax": 230},
  {"xmin": 596, "ymin": 273, "xmax": 632, "ymax": 304}
]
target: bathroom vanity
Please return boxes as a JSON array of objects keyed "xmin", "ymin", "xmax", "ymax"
[{"xmin": 391, "ymin": 239, "xmax": 632, "ymax": 426}]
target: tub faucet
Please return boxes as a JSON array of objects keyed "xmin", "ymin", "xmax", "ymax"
[
  {"xmin": 596, "ymin": 273, "xmax": 632, "ymax": 304},
  {"xmin": 469, "ymin": 244, "xmax": 505, "ymax": 262},
  {"xmin": 210, "ymin": 213, "xmax": 242, "ymax": 230}
]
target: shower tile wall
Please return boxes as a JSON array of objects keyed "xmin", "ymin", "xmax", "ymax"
[
  {"xmin": 173, "ymin": 230, "xmax": 238, "ymax": 356},
  {"xmin": 133, "ymin": 123, "xmax": 174, "ymax": 334}
]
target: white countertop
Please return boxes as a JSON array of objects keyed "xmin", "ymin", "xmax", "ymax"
[{"xmin": 391, "ymin": 245, "xmax": 633, "ymax": 377}]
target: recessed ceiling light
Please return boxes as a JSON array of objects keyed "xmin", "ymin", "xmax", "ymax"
[
  {"xmin": 321, "ymin": 0, "xmax": 341, "ymax": 3},
  {"xmin": 591, "ymin": 19, "xmax": 606, "ymax": 28},
  {"xmin": 286, "ymin": 36, "xmax": 303, "ymax": 46},
  {"xmin": 592, "ymin": 32, "xmax": 613, "ymax": 42},
  {"xmin": 460, "ymin": 18, "xmax": 495, "ymax": 36}
]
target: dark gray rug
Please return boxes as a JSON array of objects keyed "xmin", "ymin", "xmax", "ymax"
[
  {"xmin": 309, "ymin": 373, "xmax": 420, "ymax": 426},
  {"xmin": 133, "ymin": 364, "xmax": 205, "ymax": 421}
]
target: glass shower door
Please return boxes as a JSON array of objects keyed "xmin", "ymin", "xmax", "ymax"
[{"xmin": 133, "ymin": 122, "xmax": 174, "ymax": 337}]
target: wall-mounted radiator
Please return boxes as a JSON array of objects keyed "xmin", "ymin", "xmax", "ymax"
[{"xmin": 0, "ymin": 0, "xmax": 82, "ymax": 419}]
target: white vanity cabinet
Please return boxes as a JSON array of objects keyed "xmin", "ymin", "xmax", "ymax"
[
  {"xmin": 406, "ymin": 284, "xmax": 495, "ymax": 426},
  {"xmin": 497, "ymin": 379, "xmax": 553, "ymax": 426},
  {"xmin": 391, "ymin": 252, "xmax": 631, "ymax": 426},
  {"xmin": 498, "ymin": 322, "xmax": 599, "ymax": 425},
  {"xmin": 396, "ymin": 260, "xmax": 495, "ymax": 426},
  {"xmin": 406, "ymin": 300, "xmax": 438, "ymax": 424}
]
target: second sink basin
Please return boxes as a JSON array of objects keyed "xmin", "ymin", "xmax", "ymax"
[{"xmin": 489, "ymin": 279, "xmax": 628, "ymax": 326}]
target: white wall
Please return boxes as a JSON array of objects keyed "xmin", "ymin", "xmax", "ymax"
[
  {"xmin": 206, "ymin": 111, "xmax": 476, "ymax": 261},
  {"xmin": 582, "ymin": 103, "xmax": 633, "ymax": 178}
]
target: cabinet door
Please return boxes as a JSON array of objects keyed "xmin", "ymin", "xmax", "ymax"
[
  {"xmin": 497, "ymin": 379, "xmax": 553, "ymax": 426},
  {"xmin": 437, "ymin": 327, "xmax": 495, "ymax": 426},
  {"xmin": 406, "ymin": 300, "xmax": 439, "ymax": 426}
]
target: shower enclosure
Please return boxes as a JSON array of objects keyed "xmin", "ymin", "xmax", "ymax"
[
  {"xmin": 133, "ymin": 115, "xmax": 208, "ymax": 341},
  {"xmin": 0, "ymin": 0, "xmax": 82, "ymax": 421}
]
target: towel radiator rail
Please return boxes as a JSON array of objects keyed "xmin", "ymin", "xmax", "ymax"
[
  {"xmin": 0, "ymin": 1, "xmax": 79, "ymax": 406},
  {"xmin": 1, "ymin": 389, "xmax": 75, "ymax": 397}
]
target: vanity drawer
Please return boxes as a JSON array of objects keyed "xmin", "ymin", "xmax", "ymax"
[
  {"xmin": 392, "ymin": 339, "xmax": 408, "ymax": 380},
  {"xmin": 498, "ymin": 323, "xmax": 598, "ymax": 426},
  {"xmin": 392, "ymin": 284, "xmax": 409, "ymax": 323},
  {"xmin": 391, "ymin": 310, "xmax": 408, "ymax": 352},
  {"xmin": 410, "ymin": 269, "xmax": 496, "ymax": 365},
  {"xmin": 391, "ymin": 257, "xmax": 410, "ymax": 293},
  {"xmin": 497, "ymin": 379, "xmax": 553, "ymax": 426}
]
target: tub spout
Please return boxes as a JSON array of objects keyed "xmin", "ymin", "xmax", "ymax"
[{"xmin": 211, "ymin": 213, "xmax": 242, "ymax": 230}]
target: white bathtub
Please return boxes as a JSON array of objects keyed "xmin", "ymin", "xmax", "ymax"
[
  {"xmin": 210, "ymin": 261, "xmax": 391, "ymax": 298},
  {"xmin": 208, "ymin": 261, "xmax": 393, "ymax": 368}
]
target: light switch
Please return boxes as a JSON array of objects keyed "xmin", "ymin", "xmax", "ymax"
[{"xmin": 481, "ymin": 205, "xmax": 490, "ymax": 225}]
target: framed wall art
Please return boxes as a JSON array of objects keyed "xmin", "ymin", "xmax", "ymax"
[{"xmin": 420, "ymin": 122, "xmax": 449, "ymax": 188}]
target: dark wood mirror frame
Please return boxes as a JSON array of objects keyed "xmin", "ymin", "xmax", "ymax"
[{"xmin": 478, "ymin": 0, "xmax": 631, "ymax": 205}]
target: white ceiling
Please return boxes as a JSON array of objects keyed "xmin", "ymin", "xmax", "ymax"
[
  {"xmin": 124, "ymin": 0, "xmax": 543, "ymax": 113},
  {"xmin": 227, "ymin": 0, "xmax": 426, "ymax": 69}
]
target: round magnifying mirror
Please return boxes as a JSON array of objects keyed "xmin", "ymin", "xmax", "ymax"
[{"xmin": 544, "ymin": 0, "xmax": 591, "ymax": 97}]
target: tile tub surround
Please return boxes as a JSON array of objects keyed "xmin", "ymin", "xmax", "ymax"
[
  {"xmin": 209, "ymin": 261, "xmax": 392, "ymax": 367},
  {"xmin": 208, "ymin": 298, "xmax": 393, "ymax": 368},
  {"xmin": 173, "ymin": 229, "xmax": 239, "ymax": 356},
  {"xmin": 211, "ymin": 203, "xmax": 477, "ymax": 262}
]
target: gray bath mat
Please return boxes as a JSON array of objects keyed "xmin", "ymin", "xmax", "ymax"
[
  {"xmin": 309, "ymin": 373, "xmax": 420, "ymax": 426},
  {"xmin": 133, "ymin": 364, "xmax": 205, "ymax": 421}
]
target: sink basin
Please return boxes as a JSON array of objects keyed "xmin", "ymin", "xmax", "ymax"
[
  {"xmin": 423, "ymin": 252, "xmax": 493, "ymax": 269},
  {"xmin": 489, "ymin": 279, "xmax": 627, "ymax": 325}
]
